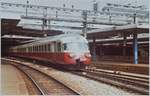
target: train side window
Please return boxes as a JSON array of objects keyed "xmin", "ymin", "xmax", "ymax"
[
  {"xmin": 57, "ymin": 42, "xmax": 61, "ymax": 52},
  {"xmin": 46, "ymin": 44, "xmax": 48, "ymax": 52},
  {"xmin": 48, "ymin": 44, "xmax": 51, "ymax": 52},
  {"xmin": 35, "ymin": 46, "xmax": 36, "ymax": 52},
  {"xmin": 30, "ymin": 47, "xmax": 31, "ymax": 52},
  {"xmin": 43, "ymin": 45, "xmax": 45, "ymax": 52},
  {"xmin": 45, "ymin": 44, "xmax": 47, "ymax": 52},
  {"xmin": 63, "ymin": 43, "xmax": 67, "ymax": 50},
  {"xmin": 35, "ymin": 46, "xmax": 37, "ymax": 52},
  {"xmin": 41, "ymin": 45, "xmax": 42, "ymax": 52},
  {"xmin": 54, "ymin": 42, "xmax": 57, "ymax": 52},
  {"xmin": 40, "ymin": 46, "xmax": 42, "ymax": 52},
  {"xmin": 41, "ymin": 45, "xmax": 44, "ymax": 52},
  {"xmin": 29, "ymin": 47, "xmax": 31, "ymax": 52},
  {"xmin": 50, "ymin": 44, "xmax": 51, "ymax": 52},
  {"xmin": 31, "ymin": 46, "xmax": 33, "ymax": 52},
  {"xmin": 39, "ymin": 46, "xmax": 41, "ymax": 52},
  {"xmin": 51, "ymin": 43, "xmax": 54, "ymax": 52},
  {"xmin": 38, "ymin": 46, "xmax": 40, "ymax": 52},
  {"xmin": 34, "ymin": 46, "xmax": 35, "ymax": 52},
  {"xmin": 34, "ymin": 46, "xmax": 36, "ymax": 52},
  {"xmin": 27, "ymin": 47, "xmax": 29, "ymax": 53},
  {"xmin": 37, "ymin": 46, "xmax": 39, "ymax": 52},
  {"xmin": 42, "ymin": 45, "xmax": 44, "ymax": 52},
  {"xmin": 40, "ymin": 45, "xmax": 42, "ymax": 52},
  {"xmin": 33, "ymin": 46, "xmax": 34, "ymax": 52}
]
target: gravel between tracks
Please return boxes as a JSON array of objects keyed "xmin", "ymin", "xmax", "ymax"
[{"xmin": 22, "ymin": 62, "xmax": 137, "ymax": 95}]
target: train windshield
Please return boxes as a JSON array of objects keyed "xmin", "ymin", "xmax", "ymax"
[{"xmin": 63, "ymin": 42, "xmax": 89, "ymax": 52}]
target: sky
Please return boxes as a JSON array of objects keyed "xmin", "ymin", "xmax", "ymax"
[
  {"xmin": 0, "ymin": 0, "xmax": 149, "ymax": 33},
  {"xmin": 0, "ymin": 0, "xmax": 149, "ymax": 10}
]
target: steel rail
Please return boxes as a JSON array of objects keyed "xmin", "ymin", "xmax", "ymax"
[
  {"xmin": 72, "ymin": 69, "xmax": 149, "ymax": 95},
  {"xmin": 11, "ymin": 64, "xmax": 46, "ymax": 95},
  {"xmin": 6, "ymin": 58, "xmax": 80, "ymax": 95}
]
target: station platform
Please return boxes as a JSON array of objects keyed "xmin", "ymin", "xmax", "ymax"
[
  {"xmin": 91, "ymin": 61, "xmax": 149, "ymax": 75},
  {"xmin": 1, "ymin": 63, "xmax": 29, "ymax": 95}
]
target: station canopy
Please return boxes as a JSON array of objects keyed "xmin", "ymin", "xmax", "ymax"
[
  {"xmin": 1, "ymin": 18, "xmax": 63, "ymax": 46},
  {"xmin": 87, "ymin": 24, "xmax": 149, "ymax": 40}
]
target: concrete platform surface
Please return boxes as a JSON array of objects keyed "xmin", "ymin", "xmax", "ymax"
[
  {"xmin": 92, "ymin": 61, "xmax": 149, "ymax": 75},
  {"xmin": 1, "ymin": 64, "xmax": 29, "ymax": 95}
]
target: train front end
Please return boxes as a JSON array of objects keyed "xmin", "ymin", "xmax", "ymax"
[{"xmin": 62, "ymin": 35, "xmax": 91, "ymax": 69}]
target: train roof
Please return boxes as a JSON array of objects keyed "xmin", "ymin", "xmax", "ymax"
[{"xmin": 12, "ymin": 34, "xmax": 88, "ymax": 48}]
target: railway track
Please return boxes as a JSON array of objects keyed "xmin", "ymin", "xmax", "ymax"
[
  {"xmin": 3, "ymin": 58, "xmax": 149, "ymax": 95},
  {"xmin": 11, "ymin": 63, "xmax": 80, "ymax": 95},
  {"xmin": 72, "ymin": 67, "xmax": 149, "ymax": 95}
]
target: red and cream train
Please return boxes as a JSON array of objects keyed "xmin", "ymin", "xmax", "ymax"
[{"xmin": 9, "ymin": 34, "xmax": 91, "ymax": 69}]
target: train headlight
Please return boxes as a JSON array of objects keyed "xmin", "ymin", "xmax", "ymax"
[
  {"xmin": 69, "ymin": 53, "xmax": 76, "ymax": 58},
  {"xmin": 85, "ymin": 53, "xmax": 91, "ymax": 58}
]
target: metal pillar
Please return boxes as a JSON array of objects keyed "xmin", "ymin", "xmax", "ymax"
[
  {"xmin": 92, "ymin": 37, "xmax": 97, "ymax": 61},
  {"xmin": 133, "ymin": 33, "xmax": 138, "ymax": 64},
  {"xmin": 123, "ymin": 33, "xmax": 127, "ymax": 57},
  {"xmin": 42, "ymin": 8, "xmax": 48, "ymax": 37},
  {"xmin": 99, "ymin": 45, "xmax": 102, "ymax": 57},
  {"xmin": 48, "ymin": 20, "xmax": 51, "ymax": 30},
  {"xmin": 82, "ymin": 11, "xmax": 87, "ymax": 38},
  {"xmin": 26, "ymin": 0, "xmax": 29, "ymax": 16}
]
